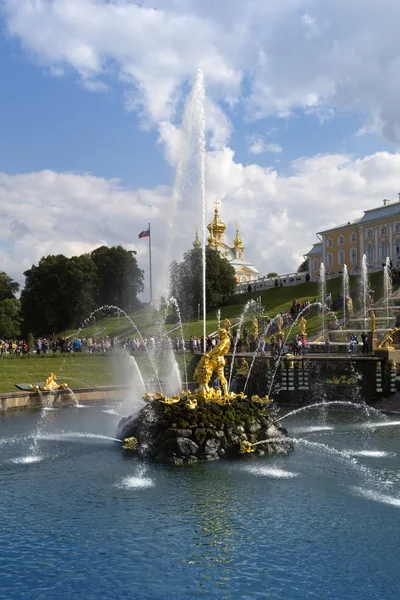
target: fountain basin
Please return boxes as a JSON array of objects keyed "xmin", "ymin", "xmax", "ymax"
[{"xmin": 117, "ymin": 397, "xmax": 293, "ymax": 465}]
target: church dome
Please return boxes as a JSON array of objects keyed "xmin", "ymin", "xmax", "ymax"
[
  {"xmin": 193, "ymin": 227, "xmax": 201, "ymax": 248},
  {"xmin": 207, "ymin": 202, "xmax": 227, "ymax": 237},
  {"xmin": 233, "ymin": 227, "xmax": 244, "ymax": 249}
]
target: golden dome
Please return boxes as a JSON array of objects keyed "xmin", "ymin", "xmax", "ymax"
[
  {"xmin": 207, "ymin": 200, "xmax": 227, "ymax": 236},
  {"xmin": 193, "ymin": 227, "xmax": 201, "ymax": 248},
  {"xmin": 233, "ymin": 227, "xmax": 244, "ymax": 249}
]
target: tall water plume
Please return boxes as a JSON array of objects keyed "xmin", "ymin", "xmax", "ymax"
[
  {"xmin": 342, "ymin": 264, "xmax": 349, "ymax": 328},
  {"xmin": 384, "ymin": 256, "xmax": 392, "ymax": 325},
  {"xmin": 360, "ymin": 254, "xmax": 368, "ymax": 330},
  {"xmin": 319, "ymin": 263, "xmax": 326, "ymax": 340}
]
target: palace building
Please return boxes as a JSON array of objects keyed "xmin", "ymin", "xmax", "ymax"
[
  {"xmin": 193, "ymin": 201, "xmax": 260, "ymax": 284},
  {"xmin": 305, "ymin": 196, "xmax": 400, "ymax": 281}
]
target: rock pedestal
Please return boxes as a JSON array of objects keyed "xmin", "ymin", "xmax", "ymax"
[{"xmin": 117, "ymin": 397, "xmax": 293, "ymax": 465}]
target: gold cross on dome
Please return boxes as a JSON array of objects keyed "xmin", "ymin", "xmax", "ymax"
[{"xmin": 214, "ymin": 199, "xmax": 220, "ymax": 208}]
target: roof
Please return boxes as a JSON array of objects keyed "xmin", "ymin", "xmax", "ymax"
[
  {"xmin": 306, "ymin": 243, "xmax": 322, "ymax": 256},
  {"xmin": 318, "ymin": 218, "xmax": 361, "ymax": 235},
  {"xmin": 358, "ymin": 201, "xmax": 400, "ymax": 224}
]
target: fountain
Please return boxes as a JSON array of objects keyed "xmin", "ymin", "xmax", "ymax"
[
  {"xmin": 361, "ymin": 253, "xmax": 369, "ymax": 330},
  {"xmin": 384, "ymin": 256, "xmax": 392, "ymax": 326},
  {"xmin": 319, "ymin": 262, "xmax": 326, "ymax": 339},
  {"xmin": 342, "ymin": 264, "xmax": 349, "ymax": 328}
]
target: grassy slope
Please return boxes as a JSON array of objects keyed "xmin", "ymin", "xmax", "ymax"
[{"xmin": 61, "ymin": 271, "xmax": 385, "ymax": 341}]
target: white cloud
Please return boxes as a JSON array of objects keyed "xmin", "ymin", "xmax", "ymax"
[
  {"xmin": 5, "ymin": 0, "xmax": 400, "ymax": 142},
  {"xmin": 2, "ymin": 151, "xmax": 400, "ymax": 299},
  {"xmin": 248, "ymin": 135, "xmax": 282, "ymax": 155}
]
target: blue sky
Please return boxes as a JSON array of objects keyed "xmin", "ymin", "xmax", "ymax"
[{"xmin": 1, "ymin": 0, "xmax": 400, "ymax": 298}]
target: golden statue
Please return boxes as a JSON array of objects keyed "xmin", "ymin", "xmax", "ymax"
[
  {"xmin": 276, "ymin": 314, "xmax": 283, "ymax": 335},
  {"xmin": 194, "ymin": 319, "xmax": 231, "ymax": 399},
  {"xmin": 370, "ymin": 310, "xmax": 376, "ymax": 333},
  {"xmin": 378, "ymin": 327, "xmax": 399, "ymax": 350},
  {"xmin": 236, "ymin": 358, "xmax": 249, "ymax": 378},
  {"xmin": 40, "ymin": 373, "xmax": 68, "ymax": 391},
  {"xmin": 251, "ymin": 316, "xmax": 258, "ymax": 338},
  {"xmin": 299, "ymin": 316, "xmax": 307, "ymax": 336},
  {"xmin": 345, "ymin": 296, "xmax": 353, "ymax": 313}
]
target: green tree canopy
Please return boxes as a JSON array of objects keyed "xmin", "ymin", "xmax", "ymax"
[
  {"xmin": 0, "ymin": 271, "xmax": 22, "ymax": 338},
  {"xmin": 20, "ymin": 254, "xmax": 99, "ymax": 335},
  {"xmin": 0, "ymin": 298, "xmax": 22, "ymax": 338},
  {"xmin": 297, "ymin": 258, "xmax": 309, "ymax": 273},
  {"xmin": 0, "ymin": 271, "xmax": 19, "ymax": 300},
  {"xmin": 91, "ymin": 245, "xmax": 144, "ymax": 312},
  {"xmin": 170, "ymin": 247, "xmax": 236, "ymax": 321}
]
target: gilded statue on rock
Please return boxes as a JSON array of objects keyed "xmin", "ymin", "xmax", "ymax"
[
  {"xmin": 194, "ymin": 319, "xmax": 231, "ymax": 399},
  {"xmin": 251, "ymin": 316, "xmax": 258, "ymax": 339},
  {"xmin": 299, "ymin": 316, "xmax": 307, "ymax": 336}
]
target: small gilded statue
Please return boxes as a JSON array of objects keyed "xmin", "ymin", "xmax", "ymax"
[
  {"xmin": 370, "ymin": 310, "xmax": 376, "ymax": 333},
  {"xmin": 251, "ymin": 316, "xmax": 258, "ymax": 339},
  {"xmin": 236, "ymin": 358, "xmax": 249, "ymax": 378},
  {"xmin": 345, "ymin": 296, "xmax": 353, "ymax": 314},
  {"xmin": 299, "ymin": 316, "xmax": 307, "ymax": 336},
  {"xmin": 276, "ymin": 314, "xmax": 283, "ymax": 335}
]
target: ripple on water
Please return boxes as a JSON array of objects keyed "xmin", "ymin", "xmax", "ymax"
[
  {"xmin": 351, "ymin": 486, "xmax": 400, "ymax": 507},
  {"xmin": 348, "ymin": 450, "xmax": 396, "ymax": 458},
  {"xmin": 116, "ymin": 475, "xmax": 155, "ymax": 489},
  {"xmin": 294, "ymin": 426, "xmax": 334, "ymax": 434},
  {"xmin": 10, "ymin": 456, "xmax": 44, "ymax": 465},
  {"xmin": 243, "ymin": 465, "xmax": 299, "ymax": 479}
]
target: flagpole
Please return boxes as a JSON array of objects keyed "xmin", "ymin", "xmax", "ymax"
[{"xmin": 148, "ymin": 222, "xmax": 153, "ymax": 303}]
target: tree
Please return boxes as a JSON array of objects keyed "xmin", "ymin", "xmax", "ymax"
[
  {"xmin": 0, "ymin": 298, "xmax": 22, "ymax": 338},
  {"xmin": 267, "ymin": 272, "xmax": 278, "ymax": 278},
  {"xmin": 297, "ymin": 258, "xmax": 309, "ymax": 273},
  {"xmin": 0, "ymin": 271, "xmax": 19, "ymax": 300},
  {"xmin": 170, "ymin": 247, "xmax": 236, "ymax": 321},
  {"xmin": 21, "ymin": 254, "xmax": 99, "ymax": 335},
  {"xmin": 0, "ymin": 271, "xmax": 22, "ymax": 338},
  {"xmin": 91, "ymin": 245, "xmax": 144, "ymax": 312}
]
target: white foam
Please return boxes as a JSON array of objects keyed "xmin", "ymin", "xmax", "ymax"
[
  {"xmin": 42, "ymin": 407, "xmax": 58, "ymax": 412},
  {"xmin": 102, "ymin": 409, "xmax": 120, "ymax": 416},
  {"xmin": 116, "ymin": 476, "xmax": 154, "ymax": 489},
  {"xmin": 294, "ymin": 426, "xmax": 334, "ymax": 434},
  {"xmin": 244, "ymin": 465, "xmax": 299, "ymax": 479},
  {"xmin": 10, "ymin": 455, "xmax": 43, "ymax": 464},
  {"xmin": 362, "ymin": 420, "xmax": 400, "ymax": 429},
  {"xmin": 352, "ymin": 486, "xmax": 400, "ymax": 507},
  {"xmin": 348, "ymin": 450, "xmax": 395, "ymax": 458}
]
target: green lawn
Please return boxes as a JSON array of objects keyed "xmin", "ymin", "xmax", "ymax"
[{"xmin": 0, "ymin": 354, "xmax": 118, "ymax": 393}]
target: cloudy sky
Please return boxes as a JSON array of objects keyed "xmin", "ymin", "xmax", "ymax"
[{"xmin": 1, "ymin": 0, "xmax": 400, "ymax": 298}]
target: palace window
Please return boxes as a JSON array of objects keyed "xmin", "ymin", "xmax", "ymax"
[
  {"xmin": 366, "ymin": 244, "xmax": 374, "ymax": 261},
  {"xmin": 350, "ymin": 248, "xmax": 357, "ymax": 264},
  {"xmin": 338, "ymin": 235, "xmax": 344, "ymax": 245},
  {"xmin": 395, "ymin": 223, "xmax": 400, "ymax": 233},
  {"xmin": 381, "ymin": 226, "xmax": 388, "ymax": 236},
  {"xmin": 350, "ymin": 232, "xmax": 357, "ymax": 243},
  {"xmin": 366, "ymin": 229, "xmax": 373, "ymax": 239},
  {"xmin": 338, "ymin": 250, "xmax": 345, "ymax": 265},
  {"xmin": 327, "ymin": 252, "xmax": 333, "ymax": 268},
  {"xmin": 313, "ymin": 258, "xmax": 318, "ymax": 272},
  {"xmin": 396, "ymin": 239, "xmax": 400, "ymax": 257},
  {"xmin": 240, "ymin": 275, "xmax": 247, "ymax": 283},
  {"xmin": 327, "ymin": 237, "xmax": 333, "ymax": 248},
  {"xmin": 381, "ymin": 241, "xmax": 388, "ymax": 260}
]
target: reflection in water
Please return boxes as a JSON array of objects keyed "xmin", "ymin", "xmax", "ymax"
[{"xmin": 183, "ymin": 472, "xmax": 240, "ymax": 593}]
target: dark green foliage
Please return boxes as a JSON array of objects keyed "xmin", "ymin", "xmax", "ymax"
[
  {"xmin": 170, "ymin": 247, "xmax": 236, "ymax": 321},
  {"xmin": 20, "ymin": 245, "xmax": 144, "ymax": 336},
  {"xmin": 21, "ymin": 254, "xmax": 99, "ymax": 335},
  {"xmin": 0, "ymin": 271, "xmax": 22, "ymax": 338},
  {"xmin": 0, "ymin": 298, "xmax": 22, "ymax": 338},
  {"xmin": 91, "ymin": 245, "xmax": 144, "ymax": 312},
  {"xmin": 297, "ymin": 258, "xmax": 309, "ymax": 273}
]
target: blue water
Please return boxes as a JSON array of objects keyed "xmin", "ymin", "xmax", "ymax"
[{"xmin": 1, "ymin": 403, "xmax": 400, "ymax": 599}]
